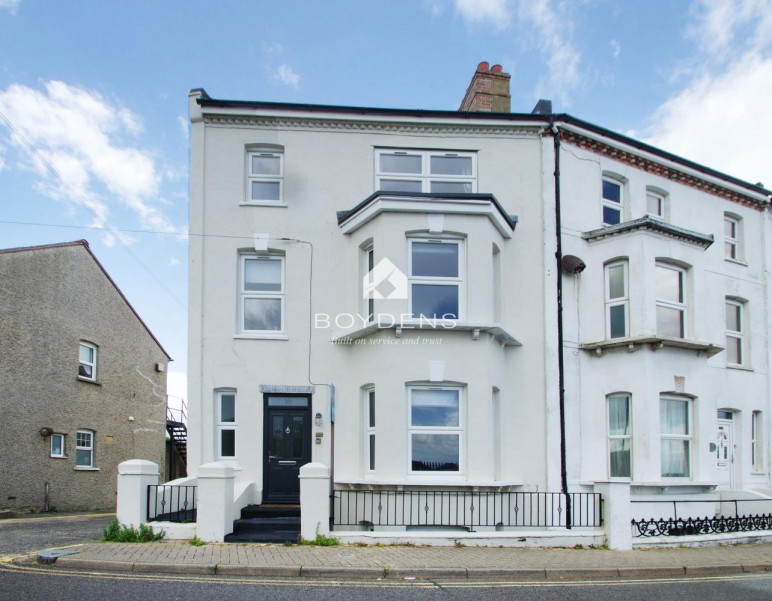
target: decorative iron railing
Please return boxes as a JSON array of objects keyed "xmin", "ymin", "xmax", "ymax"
[
  {"xmin": 332, "ymin": 490, "xmax": 602, "ymax": 530},
  {"xmin": 147, "ymin": 484, "xmax": 197, "ymax": 523},
  {"xmin": 631, "ymin": 498, "xmax": 772, "ymax": 537}
]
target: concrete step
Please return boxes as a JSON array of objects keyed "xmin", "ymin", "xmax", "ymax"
[{"xmin": 240, "ymin": 504, "xmax": 300, "ymax": 519}]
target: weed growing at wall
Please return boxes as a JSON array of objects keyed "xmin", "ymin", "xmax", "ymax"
[{"xmin": 102, "ymin": 518, "xmax": 165, "ymax": 542}]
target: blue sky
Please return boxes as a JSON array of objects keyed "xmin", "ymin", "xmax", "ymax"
[{"xmin": 1, "ymin": 0, "xmax": 770, "ymax": 399}]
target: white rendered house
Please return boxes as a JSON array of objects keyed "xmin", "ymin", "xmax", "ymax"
[{"xmin": 184, "ymin": 63, "xmax": 772, "ymax": 544}]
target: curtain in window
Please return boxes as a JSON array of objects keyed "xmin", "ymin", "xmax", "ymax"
[
  {"xmin": 661, "ymin": 399, "xmax": 689, "ymax": 477},
  {"xmin": 609, "ymin": 395, "xmax": 631, "ymax": 477}
]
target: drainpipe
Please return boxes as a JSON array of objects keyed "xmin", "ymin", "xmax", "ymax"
[{"xmin": 550, "ymin": 118, "xmax": 571, "ymax": 528}]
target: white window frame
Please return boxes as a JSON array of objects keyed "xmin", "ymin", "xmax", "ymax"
[
  {"xmin": 646, "ymin": 188, "xmax": 666, "ymax": 220},
  {"xmin": 375, "ymin": 149, "xmax": 477, "ymax": 194},
  {"xmin": 363, "ymin": 244, "xmax": 375, "ymax": 323},
  {"xmin": 601, "ymin": 177, "xmax": 624, "ymax": 226},
  {"xmin": 216, "ymin": 390, "xmax": 237, "ymax": 460},
  {"xmin": 364, "ymin": 387, "xmax": 375, "ymax": 474},
  {"xmin": 245, "ymin": 148, "xmax": 284, "ymax": 205},
  {"xmin": 239, "ymin": 254, "xmax": 285, "ymax": 335},
  {"xmin": 407, "ymin": 385, "xmax": 464, "ymax": 475},
  {"xmin": 725, "ymin": 299, "xmax": 745, "ymax": 367},
  {"xmin": 607, "ymin": 393, "xmax": 632, "ymax": 479},
  {"xmin": 75, "ymin": 430, "xmax": 94, "ymax": 468},
  {"xmin": 660, "ymin": 396, "xmax": 692, "ymax": 479},
  {"xmin": 752, "ymin": 411, "xmax": 763, "ymax": 472},
  {"xmin": 78, "ymin": 341, "xmax": 97, "ymax": 382},
  {"xmin": 407, "ymin": 237, "xmax": 464, "ymax": 320},
  {"xmin": 50, "ymin": 433, "xmax": 66, "ymax": 458},
  {"xmin": 655, "ymin": 263, "xmax": 687, "ymax": 339},
  {"xmin": 724, "ymin": 214, "xmax": 742, "ymax": 262},
  {"xmin": 604, "ymin": 260, "xmax": 629, "ymax": 339}
]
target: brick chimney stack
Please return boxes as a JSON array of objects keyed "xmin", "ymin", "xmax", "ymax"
[{"xmin": 459, "ymin": 61, "xmax": 511, "ymax": 112}]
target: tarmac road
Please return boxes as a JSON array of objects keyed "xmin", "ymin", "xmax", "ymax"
[
  {"xmin": 0, "ymin": 512, "xmax": 114, "ymax": 556},
  {"xmin": 3, "ymin": 563, "xmax": 772, "ymax": 600}
]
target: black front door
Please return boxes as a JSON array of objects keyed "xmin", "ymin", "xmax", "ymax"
[{"xmin": 263, "ymin": 395, "xmax": 312, "ymax": 503}]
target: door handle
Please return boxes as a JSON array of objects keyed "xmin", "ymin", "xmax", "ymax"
[
  {"xmin": 269, "ymin": 456, "xmax": 277, "ymax": 460},
  {"xmin": 278, "ymin": 460, "xmax": 297, "ymax": 466}
]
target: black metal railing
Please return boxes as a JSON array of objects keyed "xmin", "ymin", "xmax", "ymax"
[
  {"xmin": 147, "ymin": 484, "xmax": 197, "ymax": 523},
  {"xmin": 332, "ymin": 490, "xmax": 602, "ymax": 530},
  {"xmin": 631, "ymin": 498, "xmax": 772, "ymax": 537},
  {"xmin": 167, "ymin": 397, "xmax": 187, "ymax": 425}
]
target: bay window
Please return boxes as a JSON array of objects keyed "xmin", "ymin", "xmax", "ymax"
[
  {"xmin": 408, "ymin": 387, "xmax": 462, "ymax": 473},
  {"xmin": 660, "ymin": 397, "xmax": 691, "ymax": 478},
  {"xmin": 725, "ymin": 300, "xmax": 745, "ymax": 366},
  {"xmin": 605, "ymin": 261, "xmax": 628, "ymax": 339},
  {"xmin": 656, "ymin": 263, "xmax": 686, "ymax": 338},
  {"xmin": 608, "ymin": 394, "xmax": 632, "ymax": 478},
  {"xmin": 408, "ymin": 239, "xmax": 462, "ymax": 320}
]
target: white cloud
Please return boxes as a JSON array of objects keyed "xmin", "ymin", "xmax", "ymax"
[
  {"xmin": 277, "ymin": 64, "xmax": 300, "ymax": 89},
  {"xmin": 168, "ymin": 257, "xmax": 181, "ymax": 267},
  {"xmin": 686, "ymin": 0, "xmax": 772, "ymax": 60},
  {"xmin": 0, "ymin": 0, "xmax": 20, "ymax": 15},
  {"xmin": 645, "ymin": 54, "xmax": 772, "ymax": 187},
  {"xmin": 610, "ymin": 40, "xmax": 621, "ymax": 58},
  {"xmin": 452, "ymin": 0, "xmax": 582, "ymax": 105},
  {"xmin": 177, "ymin": 115, "xmax": 189, "ymax": 141},
  {"xmin": 0, "ymin": 81, "xmax": 183, "ymax": 240},
  {"xmin": 517, "ymin": 0, "xmax": 581, "ymax": 106},
  {"xmin": 423, "ymin": 0, "xmax": 446, "ymax": 17},
  {"xmin": 455, "ymin": 0, "xmax": 511, "ymax": 29},
  {"xmin": 644, "ymin": 0, "xmax": 772, "ymax": 188}
]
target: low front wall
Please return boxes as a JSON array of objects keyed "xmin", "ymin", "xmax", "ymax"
[
  {"xmin": 335, "ymin": 529, "xmax": 605, "ymax": 548},
  {"xmin": 149, "ymin": 521, "xmax": 197, "ymax": 540}
]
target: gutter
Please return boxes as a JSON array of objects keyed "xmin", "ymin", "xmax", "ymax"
[{"xmin": 550, "ymin": 119, "xmax": 571, "ymax": 528}]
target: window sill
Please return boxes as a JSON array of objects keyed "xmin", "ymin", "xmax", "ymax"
[
  {"xmin": 73, "ymin": 466, "xmax": 100, "ymax": 471},
  {"xmin": 726, "ymin": 364, "xmax": 753, "ymax": 372},
  {"xmin": 336, "ymin": 478, "xmax": 524, "ymax": 489},
  {"xmin": 240, "ymin": 201, "xmax": 288, "ymax": 208},
  {"xmin": 50, "ymin": 456, "xmax": 68, "ymax": 460},
  {"xmin": 76, "ymin": 377, "xmax": 101, "ymax": 385},
  {"xmin": 629, "ymin": 481, "xmax": 717, "ymax": 490},
  {"xmin": 234, "ymin": 334, "xmax": 289, "ymax": 341},
  {"xmin": 332, "ymin": 321, "xmax": 521, "ymax": 347},
  {"xmin": 580, "ymin": 335, "xmax": 723, "ymax": 358},
  {"xmin": 724, "ymin": 258, "xmax": 748, "ymax": 267}
]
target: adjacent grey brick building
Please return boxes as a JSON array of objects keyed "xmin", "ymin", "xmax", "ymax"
[{"xmin": 0, "ymin": 240, "xmax": 170, "ymax": 511}]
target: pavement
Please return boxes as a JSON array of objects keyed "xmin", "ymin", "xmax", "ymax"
[{"xmin": 34, "ymin": 539, "xmax": 772, "ymax": 580}]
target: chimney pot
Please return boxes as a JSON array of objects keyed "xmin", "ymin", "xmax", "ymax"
[
  {"xmin": 477, "ymin": 61, "xmax": 490, "ymax": 72},
  {"xmin": 491, "ymin": 64, "xmax": 503, "ymax": 73}
]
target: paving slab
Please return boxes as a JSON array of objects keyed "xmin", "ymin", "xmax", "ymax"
[{"xmin": 38, "ymin": 540, "xmax": 772, "ymax": 581}]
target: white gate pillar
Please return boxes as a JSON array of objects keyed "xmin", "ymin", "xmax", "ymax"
[
  {"xmin": 299, "ymin": 462, "xmax": 331, "ymax": 539},
  {"xmin": 594, "ymin": 481, "xmax": 632, "ymax": 550},
  {"xmin": 117, "ymin": 459, "xmax": 159, "ymax": 528},
  {"xmin": 196, "ymin": 462, "xmax": 235, "ymax": 542}
]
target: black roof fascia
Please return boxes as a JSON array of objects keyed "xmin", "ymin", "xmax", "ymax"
[
  {"xmin": 197, "ymin": 96, "xmax": 546, "ymax": 123},
  {"xmin": 337, "ymin": 191, "xmax": 516, "ymax": 230},
  {"xmin": 195, "ymin": 92, "xmax": 771, "ymax": 199}
]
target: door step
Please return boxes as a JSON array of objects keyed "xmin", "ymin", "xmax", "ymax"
[{"xmin": 224, "ymin": 504, "xmax": 301, "ymax": 543}]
